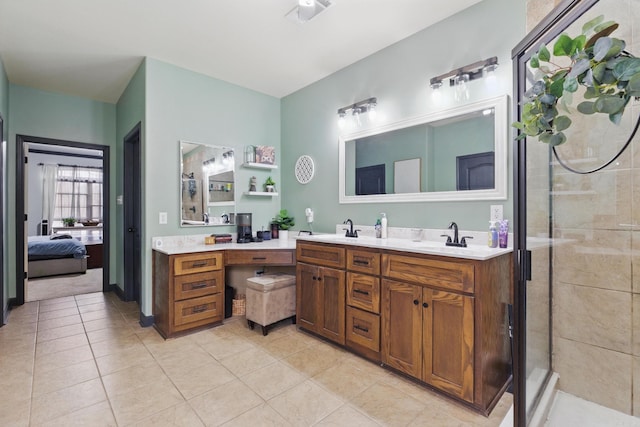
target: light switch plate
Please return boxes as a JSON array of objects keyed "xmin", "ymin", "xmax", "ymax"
[
  {"xmin": 159, "ymin": 212, "xmax": 168, "ymax": 224},
  {"xmin": 490, "ymin": 205, "xmax": 503, "ymax": 222}
]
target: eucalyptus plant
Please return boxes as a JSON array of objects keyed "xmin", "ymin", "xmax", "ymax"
[{"xmin": 514, "ymin": 15, "xmax": 640, "ymax": 146}]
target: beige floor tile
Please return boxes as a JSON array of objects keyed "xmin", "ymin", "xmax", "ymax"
[
  {"xmin": 166, "ymin": 358, "xmax": 236, "ymax": 400},
  {"xmin": 268, "ymin": 379, "xmax": 344, "ymax": 426},
  {"xmin": 41, "ymin": 296, "xmax": 76, "ymax": 305},
  {"xmin": 219, "ymin": 346, "xmax": 277, "ymax": 377},
  {"xmin": 75, "ymin": 291, "xmax": 105, "ymax": 300},
  {"xmin": 80, "ymin": 309, "xmax": 121, "ymax": 322},
  {"xmin": 30, "ymin": 378, "xmax": 107, "ymax": 425},
  {"xmin": 350, "ymin": 382, "xmax": 426, "ymax": 426},
  {"xmin": 38, "ymin": 300, "xmax": 78, "ymax": 313},
  {"xmin": 281, "ymin": 342, "xmax": 347, "ymax": 378},
  {"xmin": 199, "ymin": 334, "xmax": 256, "ymax": 360},
  {"xmin": 0, "ymin": 350, "xmax": 35, "ymax": 376},
  {"xmin": 109, "ymin": 376, "xmax": 185, "ymax": 425},
  {"xmin": 33, "ymin": 359, "xmax": 99, "ymax": 396},
  {"xmin": 0, "ymin": 319, "xmax": 38, "ymax": 336},
  {"xmin": 221, "ymin": 402, "xmax": 292, "ymax": 427},
  {"xmin": 37, "ymin": 323, "xmax": 86, "ymax": 342},
  {"xmin": 154, "ymin": 342, "xmax": 218, "ymax": 374},
  {"xmin": 78, "ymin": 302, "xmax": 113, "ymax": 313},
  {"xmin": 0, "ymin": 334, "xmax": 36, "ymax": 356},
  {"xmin": 316, "ymin": 404, "xmax": 382, "ymax": 426},
  {"xmin": 102, "ymin": 362, "xmax": 168, "ymax": 399},
  {"xmin": 312, "ymin": 358, "xmax": 381, "ymax": 400},
  {"xmin": 82, "ymin": 315, "xmax": 129, "ymax": 333},
  {"xmin": 91, "ymin": 333, "xmax": 145, "ymax": 358},
  {"xmin": 40, "ymin": 400, "xmax": 117, "ymax": 427},
  {"xmin": 261, "ymin": 331, "xmax": 317, "ymax": 359},
  {"xmin": 38, "ymin": 307, "xmax": 80, "ymax": 321},
  {"xmin": 0, "ymin": 397, "xmax": 30, "ymax": 426},
  {"xmin": 189, "ymin": 379, "xmax": 264, "ymax": 426},
  {"xmin": 86, "ymin": 324, "xmax": 136, "ymax": 344},
  {"xmin": 37, "ymin": 314, "xmax": 83, "ymax": 331},
  {"xmin": 239, "ymin": 360, "xmax": 306, "ymax": 400},
  {"xmin": 35, "ymin": 344, "xmax": 94, "ymax": 374},
  {"xmin": 132, "ymin": 402, "xmax": 205, "ymax": 427},
  {"xmin": 36, "ymin": 332, "xmax": 89, "ymax": 356},
  {"xmin": 0, "ymin": 365, "xmax": 34, "ymax": 404},
  {"xmin": 95, "ymin": 344, "xmax": 156, "ymax": 376}
]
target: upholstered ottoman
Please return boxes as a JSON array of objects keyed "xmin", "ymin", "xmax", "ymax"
[{"xmin": 246, "ymin": 273, "xmax": 296, "ymax": 336}]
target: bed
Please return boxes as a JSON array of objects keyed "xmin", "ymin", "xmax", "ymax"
[{"xmin": 27, "ymin": 235, "xmax": 87, "ymax": 278}]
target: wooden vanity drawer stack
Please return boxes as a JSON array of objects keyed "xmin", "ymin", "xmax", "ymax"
[
  {"xmin": 153, "ymin": 251, "xmax": 224, "ymax": 338},
  {"xmin": 346, "ymin": 248, "xmax": 381, "ymax": 360}
]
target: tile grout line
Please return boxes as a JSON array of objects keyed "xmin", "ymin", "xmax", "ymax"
[{"xmin": 27, "ymin": 300, "xmax": 41, "ymax": 427}]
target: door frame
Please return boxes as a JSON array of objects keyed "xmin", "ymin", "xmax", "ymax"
[
  {"xmin": 123, "ymin": 123, "xmax": 142, "ymax": 306},
  {"xmin": 0, "ymin": 114, "xmax": 4, "ymax": 324},
  {"xmin": 15, "ymin": 135, "xmax": 110, "ymax": 305}
]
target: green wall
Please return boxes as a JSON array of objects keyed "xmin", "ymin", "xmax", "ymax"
[
  {"xmin": 115, "ymin": 60, "xmax": 146, "ymax": 296},
  {"xmin": 0, "ymin": 58, "xmax": 8, "ymax": 321},
  {"xmin": 141, "ymin": 58, "xmax": 280, "ymax": 315},
  {"xmin": 6, "ymin": 85, "xmax": 116, "ymax": 300},
  {"xmin": 281, "ymin": 0, "xmax": 525, "ymax": 233}
]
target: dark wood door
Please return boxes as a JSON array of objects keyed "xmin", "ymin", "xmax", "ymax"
[
  {"xmin": 355, "ymin": 164, "xmax": 385, "ymax": 195},
  {"xmin": 424, "ymin": 289, "xmax": 474, "ymax": 402},
  {"xmin": 317, "ymin": 266, "xmax": 345, "ymax": 345},
  {"xmin": 296, "ymin": 263, "xmax": 318, "ymax": 331},
  {"xmin": 381, "ymin": 279, "xmax": 422, "ymax": 378},
  {"xmin": 123, "ymin": 123, "xmax": 142, "ymax": 304},
  {"xmin": 456, "ymin": 151, "xmax": 494, "ymax": 191}
]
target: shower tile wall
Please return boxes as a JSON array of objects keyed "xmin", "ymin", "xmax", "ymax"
[{"xmin": 541, "ymin": 0, "xmax": 640, "ymax": 416}]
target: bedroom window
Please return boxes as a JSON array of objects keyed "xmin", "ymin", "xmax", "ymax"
[{"xmin": 53, "ymin": 166, "xmax": 103, "ymax": 223}]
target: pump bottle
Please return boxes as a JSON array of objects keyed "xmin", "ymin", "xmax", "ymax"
[{"xmin": 380, "ymin": 213, "xmax": 388, "ymax": 239}]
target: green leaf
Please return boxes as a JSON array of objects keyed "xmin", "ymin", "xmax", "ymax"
[
  {"xmin": 540, "ymin": 93, "xmax": 557, "ymax": 105},
  {"xmin": 512, "ymin": 121, "xmax": 524, "ymax": 130},
  {"xmin": 530, "ymin": 54, "xmax": 539, "ymax": 69},
  {"xmin": 613, "ymin": 57, "xmax": 640, "ymax": 81},
  {"xmin": 538, "ymin": 44, "xmax": 551, "ymax": 62},
  {"xmin": 568, "ymin": 58, "xmax": 591, "ymax": 78},
  {"xmin": 577, "ymin": 101, "xmax": 596, "ymax": 114},
  {"xmin": 563, "ymin": 76, "xmax": 578, "ymax": 93},
  {"xmin": 593, "ymin": 37, "xmax": 612, "ymax": 61},
  {"xmin": 538, "ymin": 132, "xmax": 552, "ymax": 144},
  {"xmin": 549, "ymin": 132, "xmax": 567, "ymax": 146},
  {"xmin": 594, "ymin": 95, "xmax": 626, "ymax": 114},
  {"xmin": 549, "ymin": 79, "xmax": 564, "ymax": 98},
  {"xmin": 609, "ymin": 111, "xmax": 624, "ymax": 125},
  {"xmin": 627, "ymin": 73, "xmax": 640, "ymax": 93},
  {"xmin": 554, "ymin": 115, "xmax": 572, "ymax": 131},
  {"xmin": 584, "ymin": 87, "xmax": 598, "ymax": 99},
  {"xmin": 592, "ymin": 62, "xmax": 606, "ymax": 83},
  {"xmin": 582, "ymin": 15, "xmax": 604, "ymax": 34},
  {"xmin": 574, "ymin": 35, "xmax": 587, "ymax": 52},
  {"xmin": 594, "ymin": 20, "xmax": 617, "ymax": 33},
  {"xmin": 554, "ymin": 34, "xmax": 575, "ymax": 56}
]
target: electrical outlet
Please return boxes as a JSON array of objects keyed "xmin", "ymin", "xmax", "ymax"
[
  {"xmin": 159, "ymin": 212, "xmax": 168, "ymax": 224},
  {"xmin": 490, "ymin": 205, "xmax": 503, "ymax": 222}
]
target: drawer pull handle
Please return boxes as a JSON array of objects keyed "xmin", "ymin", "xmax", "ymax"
[
  {"xmin": 191, "ymin": 283, "xmax": 208, "ymax": 289},
  {"xmin": 353, "ymin": 259, "xmax": 370, "ymax": 266},
  {"xmin": 192, "ymin": 305, "xmax": 208, "ymax": 313},
  {"xmin": 191, "ymin": 262, "xmax": 208, "ymax": 268},
  {"xmin": 353, "ymin": 289, "xmax": 370, "ymax": 296},
  {"xmin": 413, "ymin": 299, "xmax": 419, "ymax": 305},
  {"xmin": 252, "ymin": 257, "xmax": 267, "ymax": 261},
  {"xmin": 354, "ymin": 325, "xmax": 369, "ymax": 333}
]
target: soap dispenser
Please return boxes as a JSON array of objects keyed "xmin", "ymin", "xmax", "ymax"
[
  {"xmin": 488, "ymin": 221, "xmax": 498, "ymax": 248},
  {"xmin": 380, "ymin": 213, "xmax": 388, "ymax": 239}
]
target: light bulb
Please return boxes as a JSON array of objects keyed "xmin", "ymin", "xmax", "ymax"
[
  {"xmin": 454, "ymin": 74, "xmax": 469, "ymax": 102},
  {"xmin": 367, "ymin": 103, "xmax": 377, "ymax": 123},
  {"xmin": 337, "ymin": 112, "xmax": 346, "ymax": 129},
  {"xmin": 353, "ymin": 107, "xmax": 362, "ymax": 127}
]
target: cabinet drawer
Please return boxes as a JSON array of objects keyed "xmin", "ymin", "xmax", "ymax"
[
  {"xmin": 297, "ymin": 242, "xmax": 345, "ymax": 269},
  {"xmin": 174, "ymin": 270, "xmax": 223, "ymax": 301},
  {"xmin": 382, "ymin": 254, "xmax": 474, "ymax": 293},
  {"xmin": 346, "ymin": 306, "xmax": 380, "ymax": 353},
  {"xmin": 347, "ymin": 272, "xmax": 380, "ymax": 314},
  {"xmin": 174, "ymin": 294, "xmax": 222, "ymax": 328},
  {"xmin": 225, "ymin": 250, "xmax": 295, "ymax": 266},
  {"xmin": 347, "ymin": 249, "xmax": 380, "ymax": 275},
  {"xmin": 174, "ymin": 253, "xmax": 223, "ymax": 276}
]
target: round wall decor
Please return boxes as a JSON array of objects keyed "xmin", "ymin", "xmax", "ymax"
[{"xmin": 294, "ymin": 155, "xmax": 315, "ymax": 184}]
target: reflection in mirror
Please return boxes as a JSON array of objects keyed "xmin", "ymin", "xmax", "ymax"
[
  {"xmin": 180, "ymin": 141, "xmax": 235, "ymax": 226},
  {"xmin": 339, "ymin": 95, "xmax": 508, "ymax": 203}
]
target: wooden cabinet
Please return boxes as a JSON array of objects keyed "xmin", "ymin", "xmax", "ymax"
[
  {"xmin": 153, "ymin": 251, "xmax": 224, "ymax": 338},
  {"xmin": 225, "ymin": 249, "xmax": 295, "ymax": 266},
  {"xmin": 381, "ymin": 251, "xmax": 511, "ymax": 414},
  {"xmin": 296, "ymin": 242, "xmax": 346, "ymax": 345}
]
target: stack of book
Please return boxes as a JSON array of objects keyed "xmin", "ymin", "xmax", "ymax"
[{"xmin": 213, "ymin": 234, "xmax": 233, "ymax": 244}]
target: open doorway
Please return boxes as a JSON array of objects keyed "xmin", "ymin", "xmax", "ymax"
[{"xmin": 15, "ymin": 135, "xmax": 110, "ymax": 305}]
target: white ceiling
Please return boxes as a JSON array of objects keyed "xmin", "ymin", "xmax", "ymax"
[{"xmin": 0, "ymin": 0, "xmax": 483, "ymax": 103}]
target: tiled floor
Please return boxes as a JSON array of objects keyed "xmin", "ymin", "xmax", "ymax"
[{"xmin": 0, "ymin": 291, "xmax": 512, "ymax": 426}]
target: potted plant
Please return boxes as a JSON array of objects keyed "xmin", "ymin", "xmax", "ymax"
[
  {"xmin": 62, "ymin": 217, "xmax": 76, "ymax": 227},
  {"xmin": 513, "ymin": 15, "xmax": 640, "ymax": 148},
  {"xmin": 272, "ymin": 209, "xmax": 294, "ymax": 241},
  {"xmin": 264, "ymin": 176, "xmax": 276, "ymax": 193}
]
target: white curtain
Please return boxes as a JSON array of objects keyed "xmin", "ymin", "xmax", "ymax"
[{"xmin": 41, "ymin": 164, "xmax": 58, "ymax": 235}]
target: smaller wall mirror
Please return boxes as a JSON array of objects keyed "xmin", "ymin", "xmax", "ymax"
[
  {"xmin": 180, "ymin": 141, "xmax": 235, "ymax": 227},
  {"xmin": 339, "ymin": 95, "xmax": 508, "ymax": 203}
]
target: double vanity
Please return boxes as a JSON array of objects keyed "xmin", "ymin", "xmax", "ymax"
[{"xmin": 152, "ymin": 232, "xmax": 512, "ymax": 415}]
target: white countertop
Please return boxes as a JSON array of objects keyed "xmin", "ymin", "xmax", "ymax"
[
  {"xmin": 153, "ymin": 237, "xmax": 297, "ymax": 255},
  {"xmin": 296, "ymin": 234, "xmax": 512, "ymax": 261}
]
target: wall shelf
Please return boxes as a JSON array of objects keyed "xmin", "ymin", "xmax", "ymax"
[
  {"xmin": 243, "ymin": 191, "xmax": 278, "ymax": 197},
  {"xmin": 242, "ymin": 162, "xmax": 278, "ymax": 170}
]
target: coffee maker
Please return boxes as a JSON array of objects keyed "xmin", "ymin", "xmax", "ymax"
[{"xmin": 236, "ymin": 213, "xmax": 253, "ymax": 243}]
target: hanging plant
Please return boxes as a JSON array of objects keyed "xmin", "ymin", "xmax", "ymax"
[{"xmin": 513, "ymin": 15, "xmax": 640, "ymax": 146}]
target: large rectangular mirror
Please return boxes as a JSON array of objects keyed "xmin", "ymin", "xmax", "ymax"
[
  {"xmin": 339, "ymin": 95, "xmax": 508, "ymax": 203},
  {"xmin": 180, "ymin": 141, "xmax": 235, "ymax": 226}
]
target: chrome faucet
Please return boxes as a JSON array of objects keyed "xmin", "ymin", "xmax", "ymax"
[{"xmin": 343, "ymin": 219, "xmax": 358, "ymax": 238}]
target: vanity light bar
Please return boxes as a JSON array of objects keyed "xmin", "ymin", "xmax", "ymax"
[
  {"xmin": 337, "ymin": 97, "xmax": 377, "ymax": 129},
  {"xmin": 430, "ymin": 56, "xmax": 498, "ymax": 89}
]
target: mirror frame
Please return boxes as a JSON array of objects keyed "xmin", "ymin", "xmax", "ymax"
[
  {"xmin": 338, "ymin": 95, "xmax": 508, "ymax": 203},
  {"xmin": 180, "ymin": 140, "xmax": 236, "ymax": 227}
]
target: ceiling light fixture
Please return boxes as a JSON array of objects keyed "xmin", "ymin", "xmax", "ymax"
[
  {"xmin": 336, "ymin": 97, "xmax": 377, "ymax": 129},
  {"xmin": 429, "ymin": 56, "xmax": 499, "ymax": 94},
  {"xmin": 286, "ymin": 0, "xmax": 332, "ymax": 23}
]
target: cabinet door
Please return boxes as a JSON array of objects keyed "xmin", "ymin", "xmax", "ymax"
[
  {"xmin": 381, "ymin": 279, "xmax": 422, "ymax": 378},
  {"xmin": 423, "ymin": 289, "xmax": 474, "ymax": 403},
  {"xmin": 317, "ymin": 266, "xmax": 346, "ymax": 345},
  {"xmin": 296, "ymin": 263, "xmax": 318, "ymax": 331}
]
